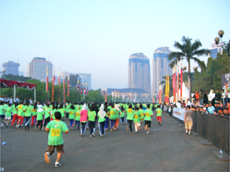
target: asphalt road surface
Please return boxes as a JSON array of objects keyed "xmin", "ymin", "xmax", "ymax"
[{"xmin": 1, "ymin": 112, "xmax": 229, "ymax": 172}]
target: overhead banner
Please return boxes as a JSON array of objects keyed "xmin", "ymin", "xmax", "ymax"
[{"xmin": 173, "ymin": 107, "xmax": 185, "ymax": 121}]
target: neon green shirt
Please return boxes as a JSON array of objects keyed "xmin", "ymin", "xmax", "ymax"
[
  {"xmin": 88, "ymin": 110, "xmax": 96, "ymax": 121},
  {"xmin": 25, "ymin": 105, "xmax": 33, "ymax": 117},
  {"xmin": 126, "ymin": 108, "xmax": 134, "ymax": 120},
  {"xmin": 156, "ymin": 108, "xmax": 162, "ymax": 117},
  {"xmin": 46, "ymin": 120, "xmax": 69, "ymax": 146},
  {"xmin": 68, "ymin": 109, "xmax": 75, "ymax": 120},
  {"xmin": 17, "ymin": 104, "xmax": 24, "ymax": 116},
  {"xmin": 144, "ymin": 109, "xmax": 153, "ymax": 121}
]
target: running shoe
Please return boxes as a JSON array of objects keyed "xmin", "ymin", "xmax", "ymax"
[
  {"xmin": 89, "ymin": 135, "xmax": 92, "ymax": 137},
  {"xmin": 44, "ymin": 153, "xmax": 50, "ymax": 164},
  {"xmin": 54, "ymin": 162, "xmax": 61, "ymax": 168}
]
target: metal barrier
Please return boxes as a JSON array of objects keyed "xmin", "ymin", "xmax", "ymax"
[{"xmin": 192, "ymin": 112, "xmax": 230, "ymax": 154}]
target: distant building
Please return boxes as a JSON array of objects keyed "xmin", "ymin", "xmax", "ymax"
[
  {"xmin": 152, "ymin": 47, "xmax": 172, "ymax": 94},
  {"xmin": 19, "ymin": 71, "xmax": 24, "ymax": 76},
  {"xmin": 28, "ymin": 57, "xmax": 53, "ymax": 81},
  {"xmin": 2, "ymin": 61, "xmax": 20, "ymax": 75},
  {"xmin": 61, "ymin": 72, "xmax": 91, "ymax": 90},
  {"xmin": 128, "ymin": 53, "xmax": 151, "ymax": 93},
  {"xmin": 208, "ymin": 43, "xmax": 223, "ymax": 59}
]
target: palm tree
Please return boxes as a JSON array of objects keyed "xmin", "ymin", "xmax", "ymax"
[{"xmin": 168, "ymin": 36, "xmax": 210, "ymax": 101}]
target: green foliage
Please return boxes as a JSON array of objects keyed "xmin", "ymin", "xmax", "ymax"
[
  {"xmin": 0, "ymin": 75, "xmax": 105, "ymax": 103},
  {"xmin": 191, "ymin": 52, "xmax": 230, "ymax": 92}
]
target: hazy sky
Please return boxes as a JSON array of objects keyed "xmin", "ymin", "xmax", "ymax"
[{"xmin": 1, "ymin": 0, "xmax": 229, "ymax": 89}]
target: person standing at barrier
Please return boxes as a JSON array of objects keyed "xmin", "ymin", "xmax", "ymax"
[
  {"xmin": 44, "ymin": 111, "xmax": 69, "ymax": 167},
  {"xmin": 207, "ymin": 102, "xmax": 215, "ymax": 114},
  {"xmin": 184, "ymin": 105, "xmax": 193, "ymax": 135},
  {"xmin": 223, "ymin": 107, "xmax": 229, "ymax": 116}
]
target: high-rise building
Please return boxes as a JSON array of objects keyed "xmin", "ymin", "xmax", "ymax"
[
  {"xmin": 28, "ymin": 57, "xmax": 53, "ymax": 81},
  {"xmin": 208, "ymin": 43, "xmax": 223, "ymax": 59},
  {"xmin": 128, "ymin": 53, "xmax": 151, "ymax": 93},
  {"xmin": 152, "ymin": 47, "xmax": 172, "ymax": 94},
  {"xmin": 2, "ymin": 61, "xmax": 20, "ymax": 75},
  {"xmin": 61, "ymin": 72, "xmax": 91, "ymax": 90}
]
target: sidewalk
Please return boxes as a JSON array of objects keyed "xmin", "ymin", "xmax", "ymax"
[{"xmin": 1, "ymin": 112, "xmax": 229, "ymax": 171}]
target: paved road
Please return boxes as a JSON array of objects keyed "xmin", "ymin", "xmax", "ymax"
[{"xmin": 1, "ymin": 112, "xmax": 229, "ymax": 171}]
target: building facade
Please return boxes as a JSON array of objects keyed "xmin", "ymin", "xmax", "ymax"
[
  {"xmin": 128, "ymin": 53, "xmax": 151, "ymax": 93},
  {"xmin": 2, "ymin": 61, "xmax": 20, "ymax": 75},
  {"xmin": 208, "ymin": 43, "xmax": 223, "ymax": 59},
  {"xmin": 28, "ymin": 57, "xmax": 53, "ymax": 81},
  {"xmin": 152, "ymin": 47, "xmax": 172, "ymax": 94}
]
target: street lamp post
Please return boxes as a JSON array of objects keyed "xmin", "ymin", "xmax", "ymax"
[{"xmin": 214, "ymin": 30, "xmax": 230, "ymax": 57}]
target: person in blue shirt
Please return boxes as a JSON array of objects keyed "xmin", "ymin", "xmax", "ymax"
[{"xmin": 207, "ymin": 102, "xmax": 215, "ymax": 114}]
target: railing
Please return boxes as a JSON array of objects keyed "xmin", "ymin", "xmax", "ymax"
[{"xmin": 192, "ymin": 112, "xmax": 229, "ymax": 154}]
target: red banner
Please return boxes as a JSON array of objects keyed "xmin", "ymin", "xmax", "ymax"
[
  {"xmin": 63, "ymin": 79, "xmax": 65, "ymax": 103},
  {"xmin": 46, "ymin": 76, "xmax": 48, "ymax": 92},
  {"xmin": 84, "ymin": 87, "xmax": 86, "ymax": 95},
  {"xmin": 67, "ymin": 81, "xmax": 70, "ymax": 97},
  {"xmin": 159, "ymin": 89, "xmax": 162, "ymax": 104},
  {"xmin": 77, "ymin": 85, "xmax": 79, "ymax": 92},
  {"xmin": 172, "ymin": 73, "xmax": 176, "ymax": 101},
  {"xmin": 177, "ymin": 69, "xmax": 179, "ymax": 101},
  {"xmin": 52, "ymin": 76, "xmax": 55, "ymax": 102},
  {"xmin": 180, "ymin": 68, "xmax": 183, "ymax": 100},
  {"xmin": 81, "ymin": 88, "xmax": 82, "ymax": 94},
  {"xmin": 58, "ymin": 77, "xmax": 60, "ymax": 86}
]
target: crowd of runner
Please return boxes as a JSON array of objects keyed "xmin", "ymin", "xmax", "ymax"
[{"xmin": 0, "ymin": 101, "xmax": 162, "ymax": 136}]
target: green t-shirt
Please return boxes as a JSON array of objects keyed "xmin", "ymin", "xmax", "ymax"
[
  {"xmin": 0, "ymin": 105, "xmax": 4, "ymax": 115},
  {"xmin": 139, "ymin": 109, "xmax": 145, "ymax": 120},
  {"xmin": 144, "ymin": 109, "xmax": 153, "ymax": 121},
  {"xmin": 44, "ymin": 107, "xmax": 51, "ymax": 119},
  {"xmin": 120, "ymin": 111, "xmax": 125, "ymax": 117},
  {"xmin": 5, "ymin": 106, "xmax": 12, "ymax": 117},
  {"xmin": 11, "ymin": 104, "xmax": 18, "ymax": 114},
  {"xmin": 126, "ymin": 108, "xmax": 134, "ymax": 120},
  {"xmin": 109, "ymin": 108, "xmax": 116, "ymax": 120},
  {"xmin": 25, "ymin": 105, "xmax": 33, "ymax": 117},
  {"xmin": 32, "ymin": 108, "xmax": 37, "ymax": 116},
  {"xmin": 97, "ymin": 112, "xmax": 106, "ymax": 122},
  {"xmin": 68, "ymin": 109, "xmax": 75, "ymax": 119},
  {"xmin": 17, "ymin": 104, "xmax": 24, "ymax": 116},
  {"xmin": 88, "ymin": 110, "xmax": 96, "ymax": 121},
  {"xmin": 133, "ymin": 110, "xmax": 140, "ymax": 122},
  {"xmin": 156, "ymin": 108, "xmax": 162, "ymax": 117},
  {"xmin": 46, "ymin": 120, "xmax": 69, "ymax": 146},
  {"xmin": 75, "ymin": 109, "xmax": 81, "ymax": 121},
  {"xmin": 52, "ymin": 109, "xmax": 57, "ymax": 119},
  {"xmin": 37, "ymin": 110, "xmax": 44, "ymax": 121}
]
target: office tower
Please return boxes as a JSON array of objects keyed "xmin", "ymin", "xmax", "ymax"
[
  {"xmin": 2, "ymin": 61, "xmax": 20, "ymax": 75},
  {"xmin": 128, "ymin": 53, "xmax": 151, "ymax": 93},
  {"xmin": 152, "ymin": 47, "xmax": 172, "ymax": 94},
  {"xmin": 208, "ymin": 43, "xmax": 223, "ymax": 59},
  {"xmin": 28, "ymin": 57, "xmax": 53, "ymax": 81}
]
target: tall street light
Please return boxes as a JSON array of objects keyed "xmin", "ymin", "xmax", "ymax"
[{"xmin": 214, "ymin": 30, "xmax": 230, "ymax": 57}]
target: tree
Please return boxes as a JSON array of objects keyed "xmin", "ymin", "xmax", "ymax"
[{"xmin": 168, "ymin": 36, "xmax": 210, "ymax": 101}]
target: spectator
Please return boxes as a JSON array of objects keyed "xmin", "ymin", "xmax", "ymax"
[
  {"xmin": 214, "ymin": 102, "xmax": 220, "ymax": 114},
  {"xmin": 184, "ymin": 105, "xmax": 193, "ymax": 135},
  {"xmin": 207, "ymin": 102, "xmax": 215, "ymax": 114},
  {"xmin": 217, "ymin": 107, "xmax": 224, "ymax": 116},
  {"xmin": 195, "ymin": 91, "xmax": 199, "ymax": 101},
  {"xmin": 203, "ymin": 91, "xmax": 208, "ymax": 104},
  {"xmin": 215, "ymin": 89, "xmax": 221, "ymax": 102},
  {"xmin": 223, "ymin": 107, "xmax": 229, "ymax": 116},
  {"xmin": 199, "ymin": 89, "xmax": 203, "ymax": 105},
  {"xmin": 186, "ymin": 99, "xmax": 192, "ymax": 106},
  {"xmin": 210, "ymin": 90, "xmax": 216, "ymax": 106}
]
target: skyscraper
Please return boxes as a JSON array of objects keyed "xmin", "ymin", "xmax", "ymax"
[
  {"xmin": 208, "ymin": 43, "xmax": 223, "ymax": 59},
  {"xmin": 152, "ymin": 47, "xmax": 172, "ymax": 94},
  {"xmin": 128, "ymin": 53, "xmax": 151, "ymax": 93},
  {"xmin": 2, "ymin": 61, "xmax": 20, "ymax": 75},
  {"xmin": 28, "ymin": 57, "xmax": 53, "ymax": 81}
]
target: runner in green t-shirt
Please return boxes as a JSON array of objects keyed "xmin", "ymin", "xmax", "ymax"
[
  {"xmin": 44, "ymin": 111, "xmax": 69, "ymax": 167},
  {"xmin": 43, "ymin": 104, "xmax": 51, "ymax": 129},
  {"xmin": 126, "ymin": 104, "xmax": 134, "ymax": 134},
  {"xmin": 156, "ymin": 105, "xmax": 162, "ymax": 126},
  {"xmin": 134, "ymin": 106, "xmax": 140, "ymax": 133},
  {"xmin": 35, "ymin": 104, "xmax": 44, "ymax": 130},
  {"xmin": 97, "ymin": 104, "xmax": 106, "ymax": 137},
  {"xmin": 120, "ymin": 106, "xmax": 126, "ymax": 125},
  {"xmin": 4, "ymin": 103, "xmax": 12, "ymax": 127},
  {"xmin": 0, "ymin": 101, "xmax": 5, "ymax": 126},
  {"xmin": 109, "ymin": 104, "xmax": 116, "ymax": 131},
  {"xmin": 24, "ymin": 102, "xmax": 33, "ymax": 130},
  {"xmin": 16, "ymin": 102, "xmax": 26, "ymax": 129},
  {"xmin": 144, "ymin": 104, "xmax": 153, "ymax": 135},
  {"xmin": 11, "ymin": 103, "xmax": 18, "ymax": 127},
  {"xmin": 88, "ymin": 104, "xmax": 96, "ymax": 137},
  {"xmin": 74, "ymin": 105, "xmax": 81, "ymax": 130},
  {"xmin": 69, "ymin": 105, "xmax": 75, "ymax": 130},
  {"xmin": 139, "ymin": 104, "xmax": 145, "ymax": 129}
]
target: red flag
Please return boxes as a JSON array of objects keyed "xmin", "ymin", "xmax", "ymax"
[
  {"xmin": 77, "ymin": 85, "xmax": 79, "ymax": 92},
  {"xmin": 67, "ymin": 81, "xmax": 70, "ymax": 97},
  {"xmin": 180, "ymin": 68, "xmax": 183, "ymax": 99},
  {"xmin": 58, "ymin": 77, "xmax": 60, "ymax": 86},
  {"xmin": 63, "ymin": 79, "xmax": 65, "ymax": 103},
  {"xmin": 81, "ymin": 88, "xmax": 82, "ymax": 94},
  {"xmin": 52, "ymin": 76, "xmax": 55, "ymax": 102},
  {"xmin": 87, "ymin": 88, "xmax": 88, "ymax": 95},
  {"xmin": 172, "ymin": 73, "xmax": 176, "ymax": 101},
  {"xmin": 46, "ymin": 76, "xmax": 48, "ymax": 92},
  {"xmin": 84, "ymin": 87, "xmax": 86, "ymax": 95},
  {"xmin": 177, "ymin": 66, "xmax": 179, "ymax": 101}
]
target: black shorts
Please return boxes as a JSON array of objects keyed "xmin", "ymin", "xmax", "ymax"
[
  {"xmin": 46, "ymin": 144, "xmax": 64, "ymax": 155},
  {"xmin": 145, "ymin": 121, "xmax": 151, "ymax": 128}
]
